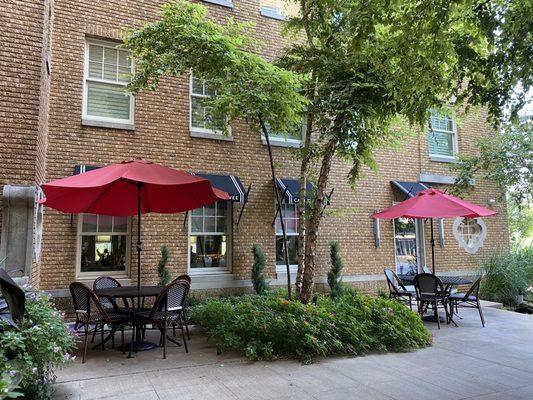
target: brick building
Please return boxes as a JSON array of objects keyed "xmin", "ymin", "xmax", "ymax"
[{"xmin": 1, "ymin": 0, "xmax": 509, "ymax": 300}]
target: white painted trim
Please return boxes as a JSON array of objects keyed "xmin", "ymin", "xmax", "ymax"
[
  {"xmin": 260, "ymin": 7, "xmax": 286, "ymax": 20},
  {"xmin": 202, "ymin": 0, "xmax": 234, "ymax": 8},
  {"xmin": 419, "ymin": 173, "xmax": 457, "ymax": 185},
  {"xmin": 190, "ymin": 129, "xmax": 233, "ymax": 141},
  {"xmin": 428, "ymin": 112, "xmax": 459, "ymax": 159},
  {"xmin": 429, "ymin": 154, "xmax": 458, "ymax": 163}
]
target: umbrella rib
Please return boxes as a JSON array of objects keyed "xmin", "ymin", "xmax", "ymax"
[
  {"xmin": 174, "ymin": 183, "xmax": 215, "ymax": 210},
  {"xmin": 83, "ymin": 179, "xmax": 121, "ymax": 214}
]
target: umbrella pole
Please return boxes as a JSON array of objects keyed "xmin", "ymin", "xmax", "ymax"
[
  {"xmin": 430, "ymin": 218, "xmax": 436, "ymax": 274},
  {"xmin": 137, "ymin": 182, "xmax": 142, "ymax": 291}
]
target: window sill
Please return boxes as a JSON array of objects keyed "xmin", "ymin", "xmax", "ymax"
[
  {"xmin": 202, "ymin": 0, "xmax": 234, "ymax": 8},
  {"xmin": 260, "ymin": 7, "xmax": 286, "ymax": 20},
  {"xmin": 261, "ymin": 136, "xmax": 301, "ymax": 148},
  {"xmin": 82, "ymin": 118, "xmax": 135, "ymax": 131},
  {"xmin": 276, "ymin": 265, "xmax": 298, "ymax": 274},
  {"xmin": 429, "ymin": 154, "xmax": 458, "ymax": 163},
  {"xmin": 190, "ymin": 129, "xmax": 234, "ymax": 142}
]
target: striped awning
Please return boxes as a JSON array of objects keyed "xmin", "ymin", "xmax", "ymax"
[
  {"xmin": 390, "ymin": 181, "xmax": 429, "ymax": 198},
  {"xmin": 195, "ymin": 173, "xmax": 247, "ymax": 203},
  {"xmin": 73, "ymin": 165, "xmax": 100, "ymax": 175},
  {"xmin": 275, "ymin": 178, "xmax": 314, "ymax": 204}
]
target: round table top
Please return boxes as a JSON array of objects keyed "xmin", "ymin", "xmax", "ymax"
[
  {"xmin": 94, "ymin": 285, "xmax": 163, "ymax": 298},
  {"xmin": 398, "ymin": 275, "xmax": 472, "ymax": 286}
]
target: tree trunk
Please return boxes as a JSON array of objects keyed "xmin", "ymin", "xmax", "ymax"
[
  {"xmin": 258, "ymin": 114, "xmax": 292, "ymax": 300},
  {"xmin": 298, "ymin": 139, "xmax": 337, "ymax": 303}
]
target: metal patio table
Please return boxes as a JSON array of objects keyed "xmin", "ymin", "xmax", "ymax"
[
  {"xmin": 398, "ymin": 274, "xmax": 472, "ymax": 323},
  {"xmin": 94, "ymin": 285, "xmax": 178, "ymax": 356}
]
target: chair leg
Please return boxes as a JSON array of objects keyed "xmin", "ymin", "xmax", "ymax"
[
  {"xmin": 162, "ymin": 322, "xmax": 167, "ymax": 359},
  {"xmin": 91, "ymin": 324, "xmax": 98, "ymax": 343},
  {"xmin": 435, "ymin": 302, "xmax": 440, "ymax": 329},
  {"xmin": 121, "ymin": 327, "xmax": 125, "ymax": 354},
  {"xmin": 101, "ymin": 324, "xmax": 105, "ymax": 350},
  {"xmin": 111, "ymin": 327, "xmax": 116, "ymax": 349},
  {"xmin": 82, "ymin": 323, "xmax": 89, "ymax": 364},
  {"xmin": 180, "ymin": 319, "xmax": 189, "ymax": 354},
  {"xmin": 183, "ymin": 309, "xmax": 190, "ymax": 340},
  {"xmin": 477, "ymin": 300, "xmax": 485, "ymax": 327}
]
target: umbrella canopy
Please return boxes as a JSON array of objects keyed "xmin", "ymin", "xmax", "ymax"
[
  {"xmin": 40, "ymin": 159, "xmax": 229, "ymax": 214},
  {"xmin": 371, "ymin": 189, "xmax": 497, "ymax": 220}
]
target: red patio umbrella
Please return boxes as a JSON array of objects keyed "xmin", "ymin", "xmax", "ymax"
[
  {"xmin": 371, "ymin": 188, "xmax": 497, "ymax": 273},
  {"xmin": 40, "ymin": 159, "xmax": 230, "ymax": 289}
]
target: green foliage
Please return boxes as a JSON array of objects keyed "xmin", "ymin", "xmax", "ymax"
[
  {"xmin": 158, "ymin": 245, "xmax": 171, "ymax": 285},
  {"xmin": 124, "ymin": 0, "xmax": 307, "ymax": 137},
  {"xmin": 508, "ymin": 200, "xmax": 533, "ymax": 248},
  {"xmin": 480, "ymin": 247, "xmax": 533, "ymax": 307},
  {"xmin": 191, "ymin": 292, "xmax": 431, "ymax": 363},
  {"xmin": 0, "ymin": 292, "xmax": 75, "ymax": 399},
  {"xmin": 327, "ymin": 241, "xmax": 343, "ymax": 298},
  {"xmin": 251, "ymin": 244, "xmax": 269, "ymax": 295},
  {"xmin": 452, "ymin": 116, "xmax": 533, "ymax": 207}
]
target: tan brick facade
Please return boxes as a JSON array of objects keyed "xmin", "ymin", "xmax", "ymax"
[{"xmin": 1, "ymin": 0, "xmax": 509, "ymax": 297}]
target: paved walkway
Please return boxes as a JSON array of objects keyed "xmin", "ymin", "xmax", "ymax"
[{"xmin": 54, "ymin": 307, "xmax": 533, "ymax": 400}]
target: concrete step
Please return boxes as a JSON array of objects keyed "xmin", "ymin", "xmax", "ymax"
[{"xmin": 480, "ymin": 299, "xmax": 503, "ymax": 309}]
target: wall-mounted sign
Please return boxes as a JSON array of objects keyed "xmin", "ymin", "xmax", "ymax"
[{"xmin": 452, "ymin": 217, "xmax": 487, "ymax": 254}]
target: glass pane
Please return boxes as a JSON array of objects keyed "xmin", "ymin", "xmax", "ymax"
[
  {"xmin": 117, "ymin": 66, "xmax": 131, "ymax": 83},
  {"xmin": 88, "ymin": 44, "xmax": 103, "ymax": 63},
  {"xmin": 88, "ymin": 61, "xmax": 103, "ymax": 79},
  {"xmin": 216, "ymin": 201, "xmax": 227, "ymax": 217},
  {"xmin": 113, "ymin": 216, "xmax": 128, "ymax": 232},
  {"xmin": 204, "ymin": 82, "xmax": 215, "ymax": 97},
  {"xmin": 204, "ymin": 216, "xmax": 216, "ymax": 232},
  {"xmin": 284, "ymin": 204, "xmax": 297, "ymax": 219},
  {"xmin": 191, "ymin": 97, "xmax": 206, "ymax": 129},
  {"xmin": 276, "ymin": 235, "xmax": 298, "ymax": 266},
  {"xmin": 285, "ymin": 217, "xmax": 297, "ymax": 234},
  {"xmin": 80, "ymin": 235, "xmax": 127, "ymax": 273},
  {"xmin": 103, "ymin": 63, "xmax": 117, "ymax": 81},
  {"xmin": 429, "ymin": 130, "xmax": 454, "ymax": 156},
  {"xmin": 430, "ymin": 111, "xmax": 453, "ymax": 132},
  {"xmin": 82, "ymin": 214, "xmax": 97, "ymax": 232},
  {"xmin": 103, "ymin": 47, "xmax": 118, "ymax": 67},
  {"xmin": 204, "ymin": 204, "xmax": 216, "ymax": 217},
  {"xmin": 216, "ymin": 216, "xmax": 227, "ymax": 233},
  {"xmin": 189, "ymin": 235, "xmax": 227, "ymax": 269},
  {"xmin": 118, "ymin": 50, "xmax": 130, "ymax": 67},
  {"xmin": 98, "ymin": 215, "xmax": 112, "ymax": 232},
  {"xmin": 86, "ymin": 81, "xmax": 131, "ymax": 120},
  {"xmin": 192, "ymin": 77, "xmax": 204, "ymax": 95},
  {"xmin": 191, "ymin": 216, "xmax": 203, "ymax": 233},
  {"xmin": 191, "ymin": 207, "xmax": 203, "ymax": 216},
  {"xmin": 394, "ymin": 218, "xmax": 417, "ymax": 275}
]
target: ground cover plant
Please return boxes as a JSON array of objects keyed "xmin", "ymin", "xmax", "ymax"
[
  {"xmin": 0, "ymin": 292, "xmax": 75, "ymax": 399},
  {"xmin": 191, "ymin": 291, "xmax": 431, "ymax": 363}
]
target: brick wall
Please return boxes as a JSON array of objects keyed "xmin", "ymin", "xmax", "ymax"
[{"xmin": 1, "ymin": 0, "xmax": 509, "ymax": 295}]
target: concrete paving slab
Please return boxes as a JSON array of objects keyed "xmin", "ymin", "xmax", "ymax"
[{"xmin": 54, "ymin": 307, "xmax": 533, "ymax": 400}]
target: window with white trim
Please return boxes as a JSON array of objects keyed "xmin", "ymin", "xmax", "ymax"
[
  {"xmin": 275, "ymin": 203, "xmax": 299, "ymax": 267},
  {"xmin": 189, "ymin": 202, "xmax": 231, "ymax": 272},
  {"xmin": 190, "ymin": 74, "xmax": 225, "ymax": 135},
  {"xmin": 428, "ymin": 110, "xmax": 457, "ymax": 159},
  {"xmin": 393, "ymin": 217, "xmax": 418, "ymax": 275},
  {"xmin": 260, "ymin": 0, "xmax": 299, "ymax": 19},
  {"xmin": 78, "ymin": 214, "xmax": 130, "ymax": 276},
  {"xmin": 83, "ymin": 39, "xmax": 134, "ymax": 124}
]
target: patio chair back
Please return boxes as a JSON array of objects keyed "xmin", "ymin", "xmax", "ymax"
[
  {"xmin": 173, "ymin": 274, "xmax": 191, "ymax": 284},
  {"xmin": 384, "ymin": 269, "xmax": 406, "ymax": 294},
  {"xmin": 93, "ymin": 276, "xmax": 122, "ymax": 310},
  {"xmin": 0, "ymin": 268, "xmax": 25, "ymax": 326},
  {"xmin": 69, "ymin": 282, "xmax": 110, "ymax": 323},
  {"xmin": 461, "ymin": 275, "xmax": 483, "ymax": 301},
  {"xmin": 413, "ymin": 273, "xmax": 444, "ymax": 300},
  {"xmin": 150, "ymin": 279, "xmax": 190, "ymax": 319}
]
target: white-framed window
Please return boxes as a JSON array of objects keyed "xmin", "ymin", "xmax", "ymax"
[
  {"xmin": 275, "ymin": 203, "xmax": 299, "ymax": 269},
  {"xmin": 393, "ymin": 217, "xmax": 425, "ymax": 275},
  {"xmin": 262, "ymin": 120, "xmax": 304, "ymax": 148},
  {"xmin": 189, "ymin": 74, "xmax": 227, "ymax": 138},
  {"xmin": 189, "ymin": 202, "xmax": 232, "ymax": 273},
  {"xmin": 82, "ymin": 39, "xmax": 134, "ymax": 126},
  {"xmin": 260, "ymin": 0, "xmax": 299, "ymax": 20},
  {"xmin": 77, "ymin": 214, "xmax": 131, "ymax": 277},
  {"xmin": 428, "ymin": 110, "xmax": 457, "ymax": 161}
]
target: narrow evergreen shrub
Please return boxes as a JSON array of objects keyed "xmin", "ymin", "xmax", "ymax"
[
  {"xmin": 251, "ymin": 244, "xmax": 269, "ymax": 295},
  {"xmin": 158, "ymin": 245, "xmax": 171, "ymax": 285},
  {"xmin": 327, "ymin": 241, "xmax": 343, "ymax": 298},
  {"xmin": 191, "ymin": 292, "xmax": 431, "ymax": 363}
]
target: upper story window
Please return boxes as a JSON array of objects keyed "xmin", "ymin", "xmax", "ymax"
[
  {"xmin": 428, "ymin": 110, "xmax": 457, "ymax": 162},
  {"xmin": 262, "ymin": 120, "xmax": 304, "ymax": 148},
  {"xmin": 275, "ymin": 203, "xmax": 299, "ymax": 268},
  {"xmin": 190, "ymin": 74, "xmax": 230, "ymax": 140},
  {"xmin": 260, "ymin": 0, "xmax": 299, "ymax": 20},
  {"xmin": 189, "ymin": 202, "xmax": 232, "ymax": 273},
  {"xmin": 77, "ymin": 214, "xmax": 130, "ymax": 277},
  {"xmin": 83, "ymin": 39, "xmax": 134, "ymax": 128}
]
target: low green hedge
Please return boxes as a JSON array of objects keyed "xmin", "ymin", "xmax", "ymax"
[
  {"xmin": 191, "ymin": 291, "xmax": 431, "ymax": 362},
  {"xmin": 0, "ymin": 292, "xmax": 75, "ymax": 399}
]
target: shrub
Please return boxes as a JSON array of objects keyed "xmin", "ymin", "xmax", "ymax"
[
  {"xmin": 480, "ymin": 247, "xmax": 533, "ymax": 306},
  {"xmin": 0, "ymin": 292, "xmax": 75, "ymax": 399},
  {"xmin": 158, "ymin": 245, "xmax": 171, "ymax": 285},
  {"xmin": 251, "ymin": 244, "xmax": 269, "ymax": 295},
  {"xmin": 191, "ymin": 292, "xmax": 431, "ymax": 363},
  {"xmin": 327, "ymin": 241, "xmax": 343, "ymax": 299}
]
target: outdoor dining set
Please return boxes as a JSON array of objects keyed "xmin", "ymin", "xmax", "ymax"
[
  {"xmin": 384, "ymin": 268, "xmax": 485, "ymax": 329},
  {"xmin": 69, "ymin": 275, "xmax": 192, "ymax": 363}
]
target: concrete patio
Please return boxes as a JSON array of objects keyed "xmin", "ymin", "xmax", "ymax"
[{"xmin": 54, "ymin": 306, "xmax": 533, "ymax": 400}]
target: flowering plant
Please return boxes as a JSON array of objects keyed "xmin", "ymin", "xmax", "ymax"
[{"xmin": 0, "ymin": 291, "xmax": 75, "ymax": 399}]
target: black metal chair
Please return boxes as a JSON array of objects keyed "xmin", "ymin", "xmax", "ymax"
[
  {"xmin": 136, "ymin": 279, "xmax": 190, "ymax": 359},
  {"xmin": 448, "ymin": 276, "xmax": 485, "ymax": 327},
  {"xmin": 172, "ymin": 274, "xmax": 191, "ymax": 339},
  {"xmin": 69, "ymin": 282, "xmax": 129, "ymax": 363},
  {"xmin": 0, "ymin": 269, "xmax": 25, "ymax": 329},
  {"xmin": 413, "ymin": 273, "xmax": 455, "ymax": 329},
  {"xmin": 384, "ymin": 269, "xmax": 415, "ymax": 310},
  {"xmin": 93, "ymin": 276, "xmax": 130, "ymax": 311}
]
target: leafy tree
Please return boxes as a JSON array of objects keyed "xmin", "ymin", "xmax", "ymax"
[
  {"xmin": 251, "ymin": 244, "xmax": 269, "ymax": 295},
  {"xmin": 327, "ymin": 241, "xmax": 343, "ymax": 299},
  {"xmin": 158, "ymin": 245, "xmax": 171, "ymax": 285},
  {"xmin": 125, "ymin": 0, "xmax": 532, "ymax": 303}
]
